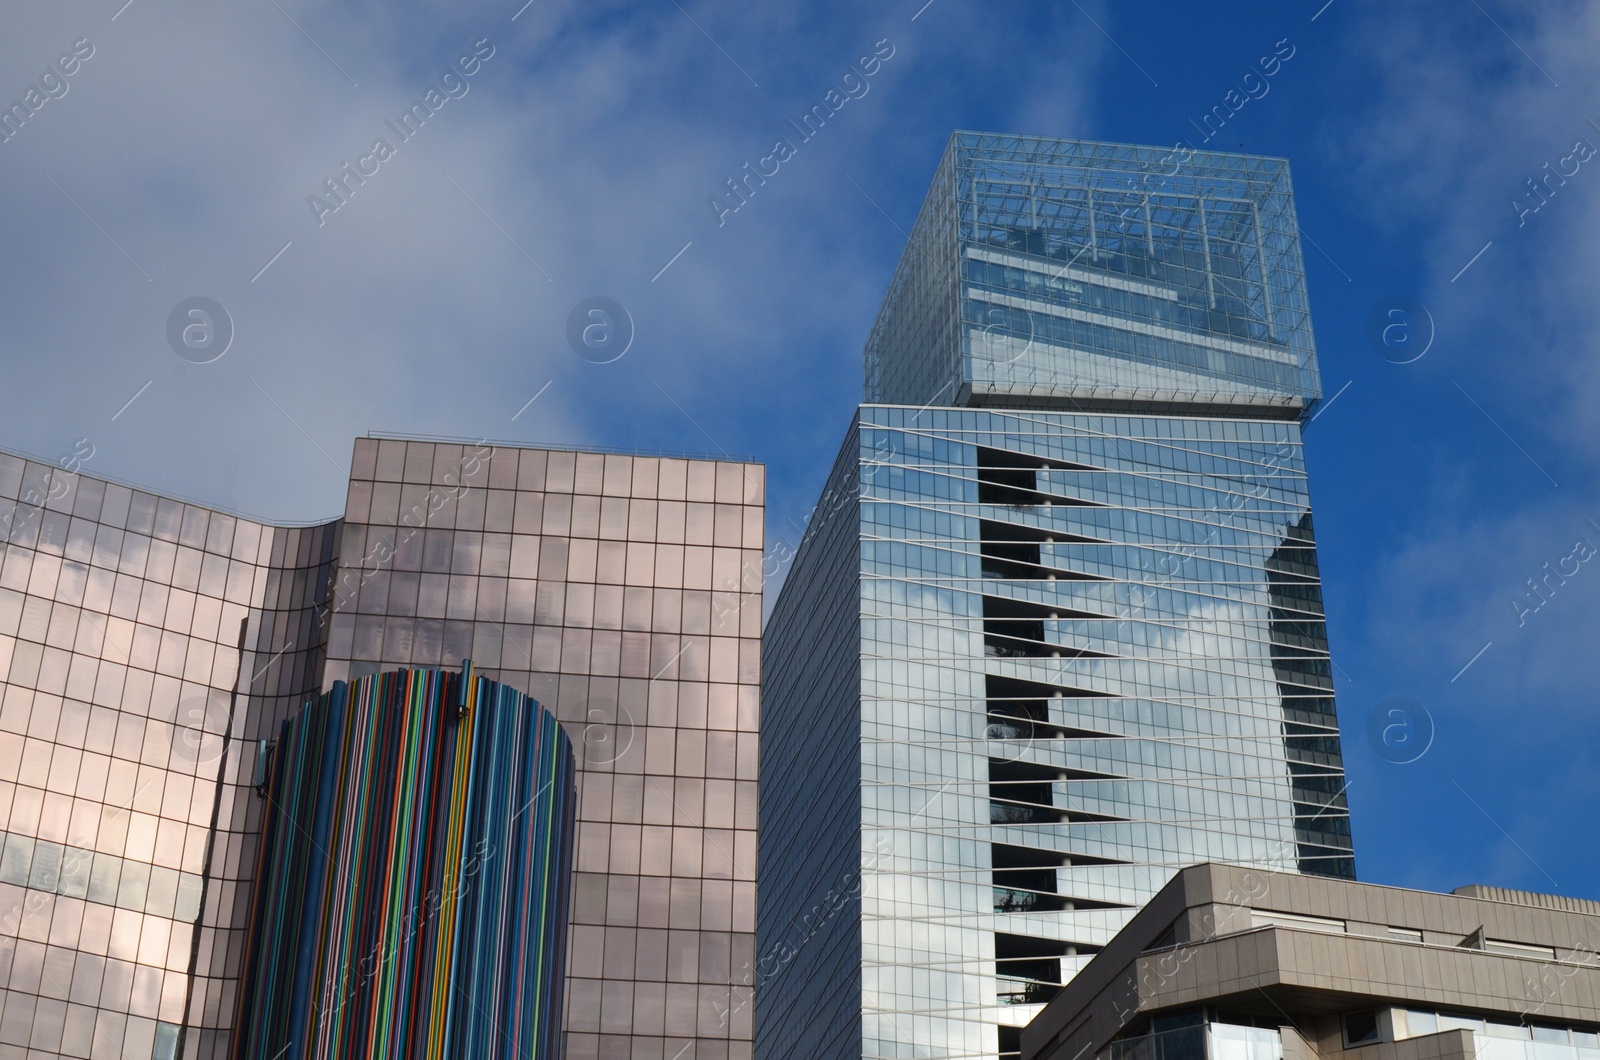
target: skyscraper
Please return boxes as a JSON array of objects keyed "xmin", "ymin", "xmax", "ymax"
[
  {"xmin": 758, "ymin": 133, "xmax": 1353, "ymax": 1060},
  {"xmin": 0, "ymin": 435, "xmax": 764, "ymax": 1059}
]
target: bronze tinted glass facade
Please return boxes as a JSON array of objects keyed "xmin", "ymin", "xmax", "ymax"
[
  {"xmin": 0, "ymin": 436, "xmax": 764, "ymax": 1060},
  {"xmin": 0, "ymin": 449, "xmax": 337, "ymax": 1059},
  {"xmin": 324, "ymin": 439, "xmax": 765, "ymax": 1060}
]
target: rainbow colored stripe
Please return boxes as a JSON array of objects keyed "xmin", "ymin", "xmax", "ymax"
[{"xmin": 231, "ymin": 666, "xmax": 574, "ymax": 1060}]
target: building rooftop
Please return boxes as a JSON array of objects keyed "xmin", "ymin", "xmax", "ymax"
[{"xmin": 865, "ymin": 132, "xmax": 1323, "ymax": 416}]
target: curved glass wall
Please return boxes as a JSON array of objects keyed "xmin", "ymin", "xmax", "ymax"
[{"xmin": 0, "ymin": 448, "xmax": 339, "ymax": 1060}]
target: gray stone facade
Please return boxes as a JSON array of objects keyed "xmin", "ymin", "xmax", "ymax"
[{"xmin": 1023, "ymin": 863, "xmax": 1600, "ymax": 1060}]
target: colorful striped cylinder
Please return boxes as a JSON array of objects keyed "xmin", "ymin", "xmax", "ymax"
[{"xmin": 231, "ymin": 666, "xmax": 574, "ymax": 1060}]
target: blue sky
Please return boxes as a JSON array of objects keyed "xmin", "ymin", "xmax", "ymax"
[{"xmin": 2, "ymin": 0, "xmax": 1596, "ymax": 900}]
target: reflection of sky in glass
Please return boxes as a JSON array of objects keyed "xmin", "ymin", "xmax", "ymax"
[
  {"xmin": 762, "ymin": 403, "xmax": 1352, "ymax": 1059},
  {"xmin": 868, "ymin": 133, "xmax": 1322, "ymax": 413},
  {"xmin": 1, "ymin": 438, "xmax": 765, "ymax": 1059}
]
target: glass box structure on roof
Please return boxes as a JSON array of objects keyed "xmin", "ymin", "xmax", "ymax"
[{"xmin": 864, "ymin": 133, "xmax": 1322, "ymax": 414}]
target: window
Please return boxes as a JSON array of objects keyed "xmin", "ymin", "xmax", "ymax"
[
  {"xmin": 1404, "ymin": 1011, "xmax": 1438, "ymax": 1037},
  {"xmin": 1211, "ymin": 1022, "xmax": 1284, "ymax": 1060},
  {"xmin": 1145, "ymin": 920, "xmax": 1179, "ymax": 951},
  {"xmin": 1485, "ymin": 1022, "xmax": 1532, "ymax": 1041},
  {"xmin": 1485, "ymin": 938, "xmax": 1558, "ymax": 959},
  {"xmin": 1342, "ymin": 1012, "xmax": 1380, "ymax": 1048},
  {"xmin": 1253, "ymin": 909, "xmax": 1346, "ymax": 934}
]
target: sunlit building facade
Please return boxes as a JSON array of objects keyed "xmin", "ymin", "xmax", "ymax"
[
  {"xmin": 1023, "ymin": 864, "xmax": 1600, "ymax": 1060},
  {"xmin": 759, "ymin": 133, "xmax": 1353, "ymax": 1060},
  {"xmin": 325, "ymin": 439, "xmax": 765, "ymax": 1060},
  {"xmin": 0, "ymin": 436, "xmax": 764, "ymax": 1060},
  {"xmin": 0, "ymin": 457, "xmax": 337, "ymax": 1060}
]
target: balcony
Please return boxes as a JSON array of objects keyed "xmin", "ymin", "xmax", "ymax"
[
  {"xmin": 998, "ymin": 976, "xmax": 1060, "ymax": 1006},
  {"xmin": 986, "ymin": 719, "xmax": 1033, "ymax": 740},
  {"xmin": 1110, "ymin": 1020, "xmax": 1282, "ymax": 1060},
  {"xmin": 993, "ymin": 886, "xmax": 1074, "ymax": 913},
  {"xmin": 990, "ymin": 801, "xmax": 1059, "ymax": 825}
]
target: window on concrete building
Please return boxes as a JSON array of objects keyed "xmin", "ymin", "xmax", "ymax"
[{"xmin": 1342, "ymin": 1012, "xmax": 1380, "ymax": 1048}]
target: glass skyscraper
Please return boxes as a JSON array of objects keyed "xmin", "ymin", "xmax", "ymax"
[{"xmin": 758, "ymin": 133, "xmax": 1353, "ymax": 1060}]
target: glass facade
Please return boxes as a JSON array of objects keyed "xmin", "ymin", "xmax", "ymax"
[
  {"xmin": 0, "ymin": 450, "xmax": 337, "ymax": 1059},
  {"xmin": 0, "ymin": 437, "xmax": 764, "ymax": 1059},
  {"xmin": 754, "ymin": 437, "xmax": 866, "ymax": 1060},
  {"xmin": 1400, "ymin": 1011, "xmax": 1600, "ymax": 1060},
  {"xmin": 865, "ymin": 132, "xmax": 1319, "ymax": 414},
  {"xmin": 1108, "ymin": 1018, "xmax": 1282, "ymax": 1060},
  {"xmin": 325, "ymin": 440, "xmax": 765, "ymax": 1060},
  {"xmin": 759, "ymin": 134, "xmax": 1351, "ymax": 1060}
]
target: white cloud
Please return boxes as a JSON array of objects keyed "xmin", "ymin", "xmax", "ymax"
[
  {"xmin": 1335, "ymin": 0, "xmax": 1600, "ymax": 451},
  {"xmin": 0, "ymin": 0, "xmax": 1099, "ymax": 533},
  {"xmin": 1323, "ymin": 0, "xmax": 1600, "ymax": 694}
]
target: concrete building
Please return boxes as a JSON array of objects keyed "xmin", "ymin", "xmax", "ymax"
[{"xmin": 1022, "ymin": 863, "xmax": 1600, "ymax": 1060}]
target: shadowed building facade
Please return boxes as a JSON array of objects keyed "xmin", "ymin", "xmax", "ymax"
[
  {"xmin": 0, "ymin": 436, "xmax": 764, "ymax": 1060},
  {"xmin": 758, "ymin": 133, "xmax": 1353, "ymax": 1060}
]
